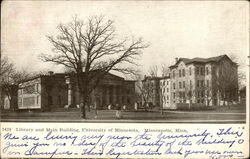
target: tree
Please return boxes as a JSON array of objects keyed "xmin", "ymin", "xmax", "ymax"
[
  {"xmin": 148, "ymin": 65, "xmax": 158, "ymax": 77},
  {"xmin": 161, "ymin": 63, "xmax": 171, "ymax": 77},
  {"xmin": 0, "ymin": 55, "xmax": 33, "ymax": 110},
  {"xmin": 214, "ymin": 59, "xmax": 238, "ymax": 106},
  {"xmin": 40, "ymin": 15, "xmax": 148, "ymax": 118},
  {"xmin": 0, "ymin": 55, "xmax": 13, "ymax": 80},
  {"xmin": 141, "ymin": 79, "xmax": 154, "ymax": 111},
  {"xmin": 228, "ymin": 53, "xmax": 246, "ymax": 89},
  {"xmin": 183, "ymin": 86, "xmax": 195, "ymax": 109}
]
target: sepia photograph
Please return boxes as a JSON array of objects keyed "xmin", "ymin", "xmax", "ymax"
[
  {"xmin": 0, "ymin": 1, "xmax": 248, "ymax": 123},
  {"xmin": 0, "ymin": 1, "xmax": 249, "ymax": 159}
]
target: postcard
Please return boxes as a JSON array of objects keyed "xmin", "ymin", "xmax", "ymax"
[{"xmin": 0, "ymin": 0, "xmax": 249, "ymax": 158}]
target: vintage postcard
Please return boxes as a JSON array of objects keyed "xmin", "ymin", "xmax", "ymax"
[{"xmin": 0, "ymin": 0, "xmax": 249, "ymax": 158}]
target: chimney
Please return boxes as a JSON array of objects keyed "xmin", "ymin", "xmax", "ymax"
[
  {"xmin": 175, "ymin": 57, "xmax": 179, "ymax": 63},
  {"xmin": 48, "ymin": 71, "xmax": 54, "ymax": 76}
]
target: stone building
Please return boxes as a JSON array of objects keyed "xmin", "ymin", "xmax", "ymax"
[
  {"xmin": 18, "ymin": 73, "xmax": 68, "ymax": 111},
  {"xmin": 17, "ymin": 71, "xmax": 135, "ymax": 111},
  {"xmin": 159, "ymin": 76, "xmax": 171, "ymax": 109},
  {"xmin": 65, "ymin": 72, "xmax": 135, "ymax": 109},
  {"xmin": 169, "ymin": 54, "xmax": 238, "ymax": 109}
]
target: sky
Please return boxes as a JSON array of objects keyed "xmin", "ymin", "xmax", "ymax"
[{"xmin": 1, "ymin": 1, "xmax": 249, "ymax": 78}]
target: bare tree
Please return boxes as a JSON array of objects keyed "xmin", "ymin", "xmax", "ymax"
[
  {"xmin": 148, "ymin": 65, "xmax": 158, "ymax": 77},
  {"xmin": 0, "ymin": 55, "xmax": 13, "ymax": 80},
  {"xmin": 183, "ymin": 88, "xmax": 192, "ymax": 109},
  {"xmin": 214, "ymin": 59, "xmax": 238, "ymax": 106},
  {"xmin": 39, "ymin": 15, "xmax": 148, "ymax": 118},
  {"xmin": 141, "ymin": 80, "xmax": 154, "ymax": 110},
  {"xmin": 0, "ymin": 55, "xmax": 33, "ymax": 109},
  {"xmin": 161, "ymin": 63, "xmax": 170, "ymax": 77},
  {"xmin": 228, "ymin": 53, "xmax": 246, "ymax": 89}
]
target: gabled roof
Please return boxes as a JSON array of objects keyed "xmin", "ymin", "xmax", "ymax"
[{"xmin": 169, "ymin": 54, "xmax": 237, "ymax": 68}]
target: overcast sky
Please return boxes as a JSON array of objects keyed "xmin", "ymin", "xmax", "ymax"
[{"xmin": 1, "ymin": 1, "xmax": 249, "ymax": 77}]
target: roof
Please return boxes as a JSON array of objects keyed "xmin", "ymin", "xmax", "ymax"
[
  {"xmin": 18, "ymin": 70, "xmax": 126, "ymax": 84},
  {"xmin": 19, "ymin": 73, "xmax": 68, "ymax": 83},
  {"xmin": 142, "ymin": 76, "xmax": 162, "ymax": 82},
  {"xmin": 159, "ymin": 76, "xmax": 170, "ymax": 80},
  {"xmin": 169, "ymin": 54, "xmax": 237, "ymax": 68}
]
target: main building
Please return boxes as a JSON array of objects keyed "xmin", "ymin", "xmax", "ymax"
[{"xmin": 142, "ymin": 55, "xmax": 238, "ymax": 109}]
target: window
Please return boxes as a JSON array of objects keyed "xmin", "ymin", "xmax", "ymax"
[
  {"xmin": 173, "ymin": 71, "xmax": 175, "ymax": 78},
  {"xmin": 206, "ymin": 67, "xmax": 209, "ymax": 75},
  {"xmin": 179, "ymin": 70, "xmax": 181, "ymax": 77},
  {"xmin": 207, "ymin": 80, "xmax": 209, "ymax": 87},
  {"xmin": 196, "ymin": 67, "xmax": 199, "ymax": 75},
  {"xmin": 183, "ymin": 81, "xmax": 185, "ymax": 88},
  {"xmin": 36, "ymin": 84, "xmax": 39, "ymax": 92},
  {"xmin": 23, "ymin": 85, "xmax": 35, "ymax": 94},
  {"xmin": 197, "ymin": 80, "xmax": 199, "ymax": 87},
  {"xmin": 37, "ymin": 96, "xmax": 39, "ymax": 105},
  {"xmin": 189, "ymin": 67, "xmax": 191, "ymax": 75},
  {"xmin": 58, "ymin": 96, "xmax": 61, "ymax": 105},
  {"xmin": 200, "ymin": 67, "xmax": 204, "ymax": 75},
  {"xmin": 179, "ymin": 82, "xmax": 182, "ymax": 89},
  {"xmin": 183, "ymin": 92, "xmax": 185, "ymax": 99},
  {"xmin": 179, "ymin": 92, "xmax": 182, "ymax": 98},
  {"xmin": 48, "ymin": 96, "xmax": 53, "ymax": 105},
  {"xmin": 167, "ymin": 81, "xmax": 169, "ymax": 85},
  {"xmin": 173, "ymin": 83, "xmax": 175, "ymax": 89},
  {"xmin": 167, "ymin": 88, "xmax": 169, "ymax": 92},
  {"xmin": 182, "ymin": 69, "xmax": 185, "ymax": 77},
  {"xmin": 167, "ymin": 96, "xmax": 169, "ymax": 100},
  {"xmin": 173, "ymin": 93, "xmax": 175, "ymax": 99},
  {"xmin": 201, "ymin": 91, "xmax": 204, "ymax": 97},
  {"xmin": 23, "ymin": 97, "xmax": 35, "ymax": 106},
  {"xmin": 198, "ymin": 91, "xmax": 200, "ymax": 98},
  {"xmin": 190, "ymin": 80, "xmax": 192, "ymax": 88},
  {"xmin": 201, "ymin": 80, "xmax": 204, "ymax": 87},
  {"xmin": 163, "ymin": 81, "xmax": 165, "ymax": 86}
]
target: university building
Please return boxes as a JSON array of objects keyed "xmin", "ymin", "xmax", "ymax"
[
  {"xmin": 142, "ymin": 55, "xmax": 239, "ymax": 109},
  {"xmin": 159, "ymin": 76, "xmax": 171, "ymax": 109},
  {"xmin": 17, "ymin": 71, "xmax": 135, "ymax": 111}
]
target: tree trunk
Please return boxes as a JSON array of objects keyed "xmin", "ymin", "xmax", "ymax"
[
  {"xmin": 217, "ymin": 90, "xmax": 220, "ymax": 106},
  {"xmin": 80, "ymin": 92, "xmax": 86, "ymax": 119}
]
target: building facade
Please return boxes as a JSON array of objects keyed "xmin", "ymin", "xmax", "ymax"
[
  {"xmin": 141, "ymin": 54, "xmax": 239, "ymax": 110},
  {"xmin": 17, "ymin": 72, "xmax": 135, "ymax": 111},
  {"xmin": 169, "ymin": 54, "xmax": 238, "ymax": 109},
  {"xmin": 65, "ymin": 72, "xmax": 135, "ymax": 109},
  {"xmin": 159, "ymin": 76, "xmax": 171, "ymax": 109},
  {"xmin": 18, "ymin": 73, "xmax": 68, "ymax": 110}
]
